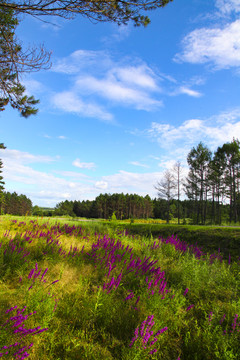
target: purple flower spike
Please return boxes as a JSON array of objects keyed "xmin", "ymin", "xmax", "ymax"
[
  {"xmin": 125, "ymin": 292, "xmax": 134, "ymax": 301},
  {"xmin": 149, "ymin": 349, "xmax": 157, "ymax": 355},
  {"xmin": 186, "ymin": 304, "xmax": 194, "ymax": 311},
  {"xmin": 41, "ymin": 268, "xmax": 48, "ymax": 281},
  {"xmin": 28, "ymin": 269, "xmax": 34, "ymax": 280},
  {"xmin": 208, "ymin": 312, "xmax": 213, "ymax": 323},
  {"xmin": 183, "ymin": 288, "xmax": 189, "ymax": 296},
  {"xmin": 155, "ymin": 327, "xmax": 168, "ymax": 336}
]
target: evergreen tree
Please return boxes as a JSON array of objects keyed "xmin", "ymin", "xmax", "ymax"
[
  {"xmin": 2, "ymin": 0, "xmax": 173, "ymax": 27},
  {"xmin": 185, "ymin": 142, "xmax": 212, "ymax": 224},
  {"xmin": 216, "ymin": 139, "xmax": 240, "ymax": 223},
  {"xmin": 0, "ymin": 6, "xmax": 50, "ymax": 116}
]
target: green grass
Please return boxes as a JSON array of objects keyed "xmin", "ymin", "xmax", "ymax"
[{"xmin": 0, "ymin": 215, "xmax": 239, "ymax": 359}]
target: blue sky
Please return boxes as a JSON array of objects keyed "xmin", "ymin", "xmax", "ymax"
[{"xmin": 1, "ymin": 0, "xmax": 240, "ymax": 207}]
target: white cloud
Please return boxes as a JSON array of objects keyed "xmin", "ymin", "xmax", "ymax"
[
  {"xmin": 72, "ymin": 158, "xmax": 96, "ymax": 170},
  {"xmin": 52, "ymin": 91, "xmax": 113, "ymax": 122},
  {"xmin": 129, "ymin": 161, "xmax": 149, "ymax": 168},
  {"xmin": 215, "ymin": 0, "xmax": 240, "ymax": 15},
  {"xmin": 76, "ymin": 75, "xmax": 162, "ymax": 111},
  {"xmin": 52, "ymin": 50, "xmax": 111, "ymax": 74},
  {"xmin": 0, "ymin": 149, "xmax": 56, "ymax": 164},
  {"xmin": 22, "ymin": 79, "xmax": 45, "ymax": 96},
  {"xmin": 101, "ymin": 24, "xmax": 131, "ymax": 44},
  {"xmin": 146, "ymin": 108, "xmax": 240, "ymax": 151},
  {"xmin": 99, "ymin": 170, "xmax": 164, "ymax": 198},
  {"xmin": 175, "ymin": 20, "xmax": 240, "ymax": 69},
  {"xmin": 58, "ymin": 135, "xmax": 67, "ymax": 140},
  {"xmin": 172, "ymin": 86, "xmax": 203, "ymax": 97},
  {"xmin": 0, "ymin": 148, "xmax": 168, "ymax": 206},
  {"xmin": 95, "ymin": 181, "xmax": 108, "ymax": 190},
  {"xmin": 53, "ymin": 170, "xmax": 89, "ymax": 179},
  {"xmin": 112, "ymin": 65, "xmax": 158, "ymax": 90},
  {"xmin": 52, "ymin": 50, "xmax": 163, "ymax": 113}
]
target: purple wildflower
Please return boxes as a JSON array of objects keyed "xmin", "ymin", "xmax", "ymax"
[
  {"xmin": 183, "ymin": 288, "xmax": 189, "ymax": 296},
  {"xmin": 208, "ymin": 312, "xmax": 213, "ymax": 323}
]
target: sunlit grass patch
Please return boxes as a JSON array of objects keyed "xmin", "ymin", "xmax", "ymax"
[{"xmin": 0, "ymin": 216, "xmax": 239, "ymax": 359}]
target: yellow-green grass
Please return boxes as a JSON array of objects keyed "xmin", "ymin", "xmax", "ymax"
[{"xmin": 0, "ymin": 216, "xmax": 239, "ymax": 360}]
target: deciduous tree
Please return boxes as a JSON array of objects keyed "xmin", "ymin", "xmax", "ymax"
[{"xmin": 155, "ymin": 169, "xmax": 176, "ymax": 223}]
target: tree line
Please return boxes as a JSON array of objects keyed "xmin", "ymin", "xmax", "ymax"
[
  {"xmin": 0, "ymin": 191, "xmax": 32, "ymax": 215},
  {"xmin": 53, "ymin": 193, "xmax": 154, "ymax": 220},
  {"xmin": 155, "ymin": 138, "xmax": 240, "ymax": 225},
  {"xmin": 184, "ymin": 139, "xmax": 240, "ymax": 224}
]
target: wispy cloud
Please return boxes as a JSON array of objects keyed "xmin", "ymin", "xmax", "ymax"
[
  {"xmin": 75, "ymin": 75, "xmax": 162, "ymax": 111},
  {"xmin": 0, "ymin": 149, "xmax": 57, "ymax": 164},
  {"xmin": 52, "ymin": 91, "xmax": 113, "ymax": 122},
  {"xmin": 52, "ymin": 49, "xmax": 111, "ymax": 74},
  {"xmin": 51, "ymin": 50, "xmax": 163, "ymax": 115},
  {"xmin": 99, "ymin": 170, "xmax": 164, "ymax": 197},
  {"xmin": 175, "ymin": 20, "xmax": 240, "ymax": 69},
  {"xmin": 175, "ymin": 0, "xmax": 240, "ymax": 72},
  {"xmin": 95, "ymin": 181, "xmax": 108, "ymax": 190},
  {"xmin": 129, "ymin": 161, "xmax": 149, "ymax": 168},
  {"xmin": 146, "ymin": 108, "xmax": 240, "ymax": 151},
  {"xmin": 215, "ymin": 0, "xmax": 240, "ymax": 16},
  {"xmin": 101, "ymin": 24, "xmax": 131, "ymax": 44},
  {"xmin": 0, "ymin": 148, "xmax": 167, "ymax": 206},
  {"xmin": 72, "ymin": 158, "xmax": 96, "ymax": 170},
  {"xmin": 171, "ymin": 86, "xmax": 203, "ymax": 97}
]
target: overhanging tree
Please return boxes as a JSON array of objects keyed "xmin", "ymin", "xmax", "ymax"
[
  {"xmin": 2, "ymin": 0, "xmax": 173, "ymax": 26},
  {"xmin": 0, "ymin": 5, "xmax": 50, "ymax": 116},
  {"xmin": 0, "ymin": 0, "xmax": 173, "ymax": 116}
]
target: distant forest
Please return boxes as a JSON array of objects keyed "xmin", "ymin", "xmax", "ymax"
[
  {"xmin": 1, "ymin": 139, "xmax": 240, "ymax": 225},
  {"xmin": 44, "ymin": 193, "xmax": 231, "ymax": 225}
]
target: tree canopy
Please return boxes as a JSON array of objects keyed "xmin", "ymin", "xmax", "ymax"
[
  {"xmin": 2, "ymin": 0, "xmax": 173, "ymax": 26},
  {"xmin": 0, "ymin": 5, "xmax": 51, "ymax": 116}
]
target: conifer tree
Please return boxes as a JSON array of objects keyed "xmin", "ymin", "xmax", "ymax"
[{"xmin": 0, "ymin": 6, "xmax": 50, "ymax": 116}]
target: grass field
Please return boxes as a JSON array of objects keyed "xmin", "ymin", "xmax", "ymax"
[{"xmin": 0, "ymin": 215, "xmax": 239, "ymax": 359}]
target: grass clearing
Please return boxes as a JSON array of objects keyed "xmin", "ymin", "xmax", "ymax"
[{"xmin": 0, "ymin": 215, "xmax": 239, "ymax": 359}]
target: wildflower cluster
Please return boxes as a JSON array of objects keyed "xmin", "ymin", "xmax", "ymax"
[
  {"xmin": 86, "ymin": 234, "xmax": 170, "ymax": 303},
  {"xmin": 129, "ymin": 315, "xmax": 168, "ymax": 355},
  {"xmin": 0, "ymin": 305, "xmax": 48, "ymax": 359}
]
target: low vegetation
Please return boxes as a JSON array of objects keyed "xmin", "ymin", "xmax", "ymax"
[{"xmin": 0, "ymin": 216, "xmax": 239, "ymax": 359}]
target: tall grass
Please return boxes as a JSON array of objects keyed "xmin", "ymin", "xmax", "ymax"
[{"xmin": 0, "ymin": 216, "xmax": 239, "ymax": 359}]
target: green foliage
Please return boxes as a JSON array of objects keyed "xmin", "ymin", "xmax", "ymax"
[
  {"xmin": 1, "ymin": 191, "xmax": 32, "ymax": 215},
  {"xmin": 0, "ymin": 6, "xmax": 42, "ymax": 116},
  {"xmin": 0, "ymin": 216, "xmax": 239, "ymax": 359}
]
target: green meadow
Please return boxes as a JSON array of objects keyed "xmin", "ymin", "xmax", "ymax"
[{"xmin": 0, "ymin": 215, "xmax": 239, "ymax": 359}]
